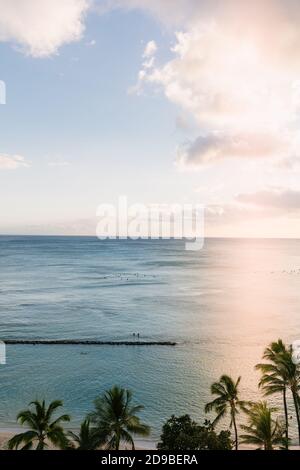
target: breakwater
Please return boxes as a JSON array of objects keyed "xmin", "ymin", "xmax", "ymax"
[{"xmin": 4, "ymin": 340, "xmax": 177, "ymax": 346}]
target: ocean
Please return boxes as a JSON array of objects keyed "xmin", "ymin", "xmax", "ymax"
[{"xmin": 0, "ymin": 236, "xmax": 300, "ymax": 443}]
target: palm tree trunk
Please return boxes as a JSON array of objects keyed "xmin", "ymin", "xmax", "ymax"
[
  {"xmin": 265, "ymin": 441, "xmax": 273, "ymax": 451},
  {"xmin": 232, "ymin": 411, "xmax": 238, "ymax": 450},
  {"xmin": 283, "ymin": 387, "xmax": 289, "ymax": 449},
  {"xmin": 292, "ymin": 391, "xmax": 300, "ymax": 445},
  {"xmin": 36, "ymin": 438, "xmax": 45, "ymax": 450},
  {"xmin": 115, "ymin": 433, "xmax": 120, "ymax": 451}
]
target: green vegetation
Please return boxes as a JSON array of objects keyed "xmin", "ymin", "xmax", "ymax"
[
  {"xmin": 204, "ymin": 375, "xmax": 247, "ymax": 450},
  {"xmin": 204, "ymin": 338, "xmax": 300, "ymax": 450},
  {"xmin": 256, "ymin": 339, "xmax": 300, "ymax": 447},
  {"xmin": 8, "ymin": 387, "xmax": 150, "ymax": 451},
  {"xmin": 157, "ymin": 415, "xmax": 232, "ymax": 450},
  {"xmin": 68, "ymin": 418, "xmax": 103, "ymax": 450},
  {"xmin": 240, "ymin": 401, "xmax": 286, "ymax": 450},
  {"xmin": 89, "ymin": 386, "xmax": 150, "ymax": 450},
  {"xmin": 8, "ymin": 400, "xmax": 70, "ymax": 450}
]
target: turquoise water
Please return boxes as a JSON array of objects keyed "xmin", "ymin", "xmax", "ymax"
[{"xmin": 1, "ymin": 236, "xmax": 300, "ymax": 442}]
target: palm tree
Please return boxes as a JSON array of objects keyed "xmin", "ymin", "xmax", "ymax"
[
  {"xmin": 68, "ymin": 418, "xmax": 103, "ymax": 450},
  {"xmin": 89, "ymin": 386, "xmax": 150, "ymax": 450},
  {"xmin": 240, "ymin": 401, "xmax": 286, "ymax": 450},
  {"xmin": 256, "ymin": 339, "xmax": 289, "ymax": 448},
  {"xmin": 205, "ymin": 375, "xmax": 247, "ymax": 450},
  {"xmin": 8, "ymin": 400, "xmax": 70, "ymax": 450},
  {"xmin": 256, "ymin": 339, "xmax": 300, "ymax": 446}
]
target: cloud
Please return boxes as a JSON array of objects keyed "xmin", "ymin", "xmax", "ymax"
[
  {"xmin": 139, "ymin": 40, "xmax": 157, "ymax": 71},
  {"xmin": 0, "ymin": 0, "xmax": 90, "ymax": 57},
  {"xmin": 0, "ymin": 154, "xmax": 29, "ymax": 170},
  {"xmin": 132, "ymin": 0, "xmax": 300, "ymax": 167},
  {"xmin": 177, "ymin": 131, "xmax": 288, "ymax": 167},
  {"xmin": 236, "ymin": 188, "xmax": 300, "ymax": 211},
  {"xmin": 143, "ymin": 40, "xmax": 157, "ymax": 58},
  {"xmin": 98, "ymin": 0, "xmax": 203, "ymax": 26},
  {"xmin": 86, "ymin": 39, "xmax": 96, "ymax": 46},
  {"xmin": 275, "ymin": 155, "xmax": 300, "ymax": 169}
]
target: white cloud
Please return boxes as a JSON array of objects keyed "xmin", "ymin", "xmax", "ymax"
[
  {"xmin": 276, "ymin": 155, "xmax": 300, "ymax": 169},
  {"xmin": 0, "ymin": 154, "xmax": 28, "ymax": 170},
  {"xmin": 98, "ymin": 0, "xmax": 203, "ymax": 26},
  {"xmin": 177, "ymin": 131, "xmax": 288, "ymax": 167},
  {"xmin": 86, "ymin": 39, "xmax": 96, "ymax": 46},
  {"xmin": 237, "ymin": 188, "xmax": 300, "ymax": 211},
  {"xmin": 133, "ymin": 0, "xmax": 300, "ymax": 167},
  {"xmin": 0, "ymin": 0, "xmax": 90, "ymax": 57},
  {"xmin": 143, "ymin": 40, "xmax": 157, "ymax": 58}
]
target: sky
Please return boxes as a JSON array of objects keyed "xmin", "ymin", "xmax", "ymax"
[{"xmin": 1, "ymin": 0, "xmax": 300, "ymax": 238}]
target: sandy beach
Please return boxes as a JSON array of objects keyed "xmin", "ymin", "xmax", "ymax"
[
  {"xmin": 0, "ymin": 429, "xmax": 156, "ymax": 451},
  {"xmin": 0, "ymin": 432, "xmax": 10, "ymax": 450}
]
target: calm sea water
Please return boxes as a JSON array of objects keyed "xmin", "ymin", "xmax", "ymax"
[{"xmin": 0, "ymin": 236, "xmax": 300, "ymax": 442}]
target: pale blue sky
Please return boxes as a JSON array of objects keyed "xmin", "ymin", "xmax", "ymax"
[
  {"xmin": 1, "ymin": 0, "xmax": 300, "ymax": 237},
  {"xmin": 0, "ymin": 6, "xmax": 203, "ymax": 231}
]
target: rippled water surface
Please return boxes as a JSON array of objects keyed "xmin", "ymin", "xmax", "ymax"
[{"xmin": 0, "ymin": 236, "xmax": 300, "ymax": 441}]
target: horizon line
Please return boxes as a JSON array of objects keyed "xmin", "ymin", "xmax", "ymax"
[{"xmin": 0, "ymin": 234, "xmax": 299, "ymax": 241}]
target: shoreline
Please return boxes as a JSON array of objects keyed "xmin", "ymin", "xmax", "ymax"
[{"xmin": 0, "ymin": 428, "xmax": 157, "ymax": 450}]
